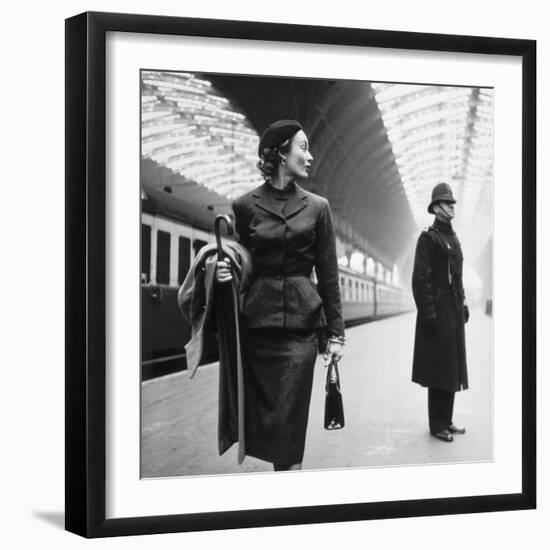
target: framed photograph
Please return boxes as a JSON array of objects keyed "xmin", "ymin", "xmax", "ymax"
[{"xmin": 65, "ymin": 11, "xmax": 536, "ymax": 537}]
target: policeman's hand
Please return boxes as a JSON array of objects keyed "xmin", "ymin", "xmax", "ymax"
[
  {"xmin": 464, "ymin": 305, "xmax": 470, "ymax": 324},
  {"xmin": 323, "ymin": 341, "xmax": 344, "ymax": 363},
  {"xmin": 215, "ymin": 257, "xmax": 232, "ymax": 283},
  {"xmin": 423, "ymin": 316, "xmax": 438, "ymax": 334}
]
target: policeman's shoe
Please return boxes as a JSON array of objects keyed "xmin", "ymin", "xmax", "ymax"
[
  {"xmin": 431, "ymin": 429, "xmax": 454, "ymax": 442},
  {"xmin": 447, "ymin": 423, "xmax": 466, "ymax": 434}
]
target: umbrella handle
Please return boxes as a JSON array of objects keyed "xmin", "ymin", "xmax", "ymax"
[{"xmin": 215, "ymin": 214, "xmax": 234, "ymax": 258}]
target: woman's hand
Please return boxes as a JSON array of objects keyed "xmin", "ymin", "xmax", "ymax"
[
  {"xmin": 324, "ymin": 340, "xmax": 344, "ymax": 363},
  {"xmin": 215, "ymin": 257, "xmax": 232, "ymax": 283}
]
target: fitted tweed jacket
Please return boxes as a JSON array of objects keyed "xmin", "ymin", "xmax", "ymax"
[{"xmin": 232, "ymin": 181, "xmax": 344, "ymax": 339}]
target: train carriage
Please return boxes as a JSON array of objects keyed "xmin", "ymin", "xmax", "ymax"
[
  {"xmin": 141, "ymin": 184, "xmax": 221, "ymax": 378},
  {"xmin": 141, "ymin": 184, "xmax": 412, "ymax": 378}
]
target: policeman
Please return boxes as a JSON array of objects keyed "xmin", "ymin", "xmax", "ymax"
[{"xmin": 411, "ymin": 183, "xmax": 469, "ymax": 442}]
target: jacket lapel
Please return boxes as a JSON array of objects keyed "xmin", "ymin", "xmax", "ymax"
[
  {"xmin": 253, "ymin": 183, "xmax": 285, "ymax": 220},
  {"xmin": 284, "ymin": 185, "xmax": 308, "ymax": 219},
  {"xmin": 253, "ymin": 182, "xmax": 308, "ymax": 220}
]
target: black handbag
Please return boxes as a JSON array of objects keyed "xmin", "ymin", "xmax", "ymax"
[{"xmin": 324, "ymin": 358, "xmax": 345, "ymax": 430}]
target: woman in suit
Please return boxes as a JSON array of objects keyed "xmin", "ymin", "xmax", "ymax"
[{"xmin": 216, "ymin": 119, "xmax": 345, "ymax": 471}]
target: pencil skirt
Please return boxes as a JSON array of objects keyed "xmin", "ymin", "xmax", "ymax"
[{"xmin": 243, "ymin": 327, "xmax": 319, "ymax": 465}]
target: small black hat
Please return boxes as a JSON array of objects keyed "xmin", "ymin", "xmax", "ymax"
[
  {"xmin": 258, "ymin": 119, "xmax": 303, "ymax": 157},
  {"xmin": 427, "ymin": 182, "xmax": 456, "ymax": 213}
]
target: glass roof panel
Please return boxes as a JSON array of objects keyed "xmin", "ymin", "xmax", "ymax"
[
  {"xmin": 372, "ymin": 83, "xmax": 493, "ymax": 260},
  {"xmin": 141, "ymin": 71, "xmax": 262, "ymax": 200}
]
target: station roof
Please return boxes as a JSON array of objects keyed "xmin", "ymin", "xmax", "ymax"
[
  {"xmin": 141, "ymin": 179, "xmax": 219, "ymax": 233},
  {"xmin": 372, "ymin": 83, "xmax": 493, "ymax": 263},
  {"xmin": 141, "ymin": 71, "xmax": 492, "ymax": 268}
]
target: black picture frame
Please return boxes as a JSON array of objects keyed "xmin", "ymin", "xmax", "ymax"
[{"xmin": 65, "ymin": 11, "xmax": 536, "ymax": 538}]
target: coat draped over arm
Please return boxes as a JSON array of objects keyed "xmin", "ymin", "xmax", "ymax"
[{"xmin": 178, "ymin": 240, "xmax": 253, "ymax": 463}]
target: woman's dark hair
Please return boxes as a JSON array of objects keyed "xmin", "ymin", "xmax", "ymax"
[{"xmin": 256, "ymin": 138, "xmax": 293, "ymax": 181}]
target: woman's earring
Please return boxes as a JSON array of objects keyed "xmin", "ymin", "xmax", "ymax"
[{"xmin": 280, "ymin": 157, "xmax": 286, "ymax": 166}]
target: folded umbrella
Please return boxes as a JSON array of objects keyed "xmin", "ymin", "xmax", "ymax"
[{"xmin": 214, "ymin": 215, "xmax": 246, "ymax": 464}]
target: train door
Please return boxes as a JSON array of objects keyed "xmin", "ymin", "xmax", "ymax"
[
  {"xmin": 141, "ymin": 218, "xmax": 156, "ymax": 361},
  {"xmin": 142, "ymin": 215, "xmax": 170, "ymax": 364},
  {"xmin": 142, "ymin": 214, "xmax": 192, "ymax": 366}
]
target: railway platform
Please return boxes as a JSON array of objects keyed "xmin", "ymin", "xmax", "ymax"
[{"xmin": 141, "ymin": 310, "xmax": 492, "ymax": 478}]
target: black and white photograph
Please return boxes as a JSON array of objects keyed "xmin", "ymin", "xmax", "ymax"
[
  {"xmin": 2, "ymin": 0, "xmax": 546, "ymax": 544},
  {"xmin": 139, "ymin": 71, "xmax": 494, "ymax": 478},
  {"xmin": 60, "ymin": 8, "xmax": 536, "ymax": 540}
]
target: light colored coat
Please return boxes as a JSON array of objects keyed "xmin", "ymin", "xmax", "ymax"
[{"xmin": 178, "ymin": 240, "xmax": 253, "ymax": 462}]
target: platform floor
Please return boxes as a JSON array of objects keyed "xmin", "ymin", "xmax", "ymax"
[{"xmin": 141, "ymin": 310, "xmax": 493, "ymax": 478}]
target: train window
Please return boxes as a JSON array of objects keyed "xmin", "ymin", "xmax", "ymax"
[
  {"xmin": 141, "ymin": 224, "xmax": 151, "ymax": 283},
  {"xmin": 156, "ymin": 230, "xmax": 171, "ymax": 285},
  {"xmin": 178, "ymin": 236, "xmax": 191, "ymax": 285},
  {"xmin": 193, "ymin": 238, "xmax": 208, "ymax": 257}
]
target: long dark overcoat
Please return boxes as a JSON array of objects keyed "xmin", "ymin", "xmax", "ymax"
[{"xmin": 411, "ymin": 219, "xmax": 468, "ymax": 392}]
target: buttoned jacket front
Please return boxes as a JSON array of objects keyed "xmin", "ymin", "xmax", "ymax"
[{"xmin": 232, "ymin": 181, "xmax": 344, "ymax": 338}]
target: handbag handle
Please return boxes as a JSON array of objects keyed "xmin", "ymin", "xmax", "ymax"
[{"xmin": 325, "ymin": 358, "xmax": 341, "ymax": 388}]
